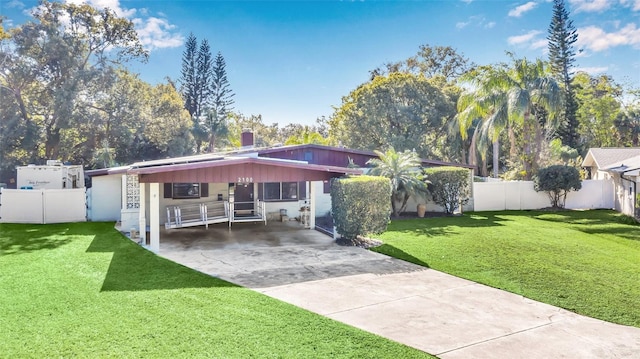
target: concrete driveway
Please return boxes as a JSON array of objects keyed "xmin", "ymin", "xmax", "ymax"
[{"xmin": 158, "ymin": 222, "xmax": 640, "ymax": 358}]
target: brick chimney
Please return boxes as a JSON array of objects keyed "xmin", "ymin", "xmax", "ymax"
[{"xmin": 241, "ymin": 129, "xmax": 254, "ymax": 148}]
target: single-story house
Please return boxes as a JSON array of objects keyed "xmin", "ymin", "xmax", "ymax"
[
  {"xmin": 86, "ymin": 131, "xmax": 474, "ymax": 252},
  {"xmin": 582, "ymin": 148, "xmax": 640, "ymax": 217}
]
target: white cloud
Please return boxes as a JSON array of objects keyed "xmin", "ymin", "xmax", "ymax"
[
  {"xmin": 574, "ymin": 66, "xmax": 609, "ymax": 74},
  {"xmin": 7, "ymin": 0, "xmax": 25, "ymax": 9},
  {"xmin": 456, "ymin": 15, "xmax": 495, "ymax": 30},
  {"xmin": 508, "ymin": 1, "xmax": 538, "ymax": 17},
  {"xmin": 568, "ymin": 0, "xmax": 611, "ymax": 12},
  {"xmin": 59, "ymin": 0, "xmax": 183, "ymax": 51},
  {"xmin": 460, "ymin": 0, "xmax": 474, "ymax": 4},
  {"xmin": 134, "ymin": 17, "xmax": 184, "ymax": 50},
  {"xmin": 620, "ymin": 0, "xmax": 640, "ymax": 11},
  {"xmin": 508, "ymin": 30, "xmax": 542, "ymax": 45},
  {"xmin": 577, "ymin": 23, "xmax": 640, "ymax": 51},
  {"xmin": 531, "ymin": 39, "xmax": 548, "ymax": 49}
]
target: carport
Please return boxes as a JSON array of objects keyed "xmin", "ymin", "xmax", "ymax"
[{"xmin": 128, "ymin": 155, "xmax": 360, "ymax": 252}]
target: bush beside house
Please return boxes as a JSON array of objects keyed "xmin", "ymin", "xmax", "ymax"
[{"xmin": 331, "ymin": 176, "xmax": 391, "ymax": 243}]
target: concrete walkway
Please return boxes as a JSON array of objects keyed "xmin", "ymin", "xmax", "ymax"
[{"xmin": 159, "ymin": 223, "xmax": 640, "ymax": 358}]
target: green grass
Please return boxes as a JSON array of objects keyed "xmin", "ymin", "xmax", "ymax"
[
  {"xmin": 373, "ymin": 210, "xmax": 640, "ymax": 328},
  {"xmin": 0, "ymin": 222, "xmax": 433, "ymax": 358}
]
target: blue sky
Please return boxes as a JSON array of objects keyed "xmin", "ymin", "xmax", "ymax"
[{"xmin": 2, "ymin": 0, "xmax": 640, "ymax": 126}]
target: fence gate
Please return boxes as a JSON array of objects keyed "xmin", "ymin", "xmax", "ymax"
[{"xmin": 0, "ymin": 188, "xmax": 86, "ymax": 224}]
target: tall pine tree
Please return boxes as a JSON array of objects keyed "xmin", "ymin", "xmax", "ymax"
[
  {"xmin": 548, "ymin": 0, "xmax": 579, "ymax": 149},
  {"xmin": 212, "ymin": 51, "xmax": 235, "ymax": 121},
  {"xmin": 180, "ymin": 33, "xmax": 198, "ymax": 118},
  {"xmin": 195, "ymin": 39, "xmax": 213, "ymax": 117}
]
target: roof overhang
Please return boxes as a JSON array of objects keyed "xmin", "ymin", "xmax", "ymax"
[{"xmin": 128, "ymin": 156, "xmax": 362, "ymax": 183}]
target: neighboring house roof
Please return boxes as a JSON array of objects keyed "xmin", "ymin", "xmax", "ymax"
[
  {"xmin": 605, "ymin": 154, "xmax": 640, "ymax": 176},
  {"xmin": 581, "ymin": 148, "xmax": 640, "ymax": 169}
]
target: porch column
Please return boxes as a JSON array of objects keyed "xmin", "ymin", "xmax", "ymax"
[
  {"xmin": 309, "ymin": 181, "xmax": 316, "ymax": 229},
  {"xmin": 138, "ymin": 182, "xmax": 146, "ymax": 245},
  {"xmin": 149, "ymin": 183, "xmax": 160, "ymax": 253}
]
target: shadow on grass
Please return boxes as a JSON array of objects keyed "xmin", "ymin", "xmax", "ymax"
[
  {"xmin": 371, "ymin": 244, "xmax": 430, "ymax": 268},
  {"xmin": 388, "ymin": 213, "xmax": 511, "ymax": 237},
  {"xmin": 0, "ymin": 223, "xmax": 73, "ymax": 255},
  {"xmin": 85, "ymin": 225, "xmax": 238, "ymax": 292},
  {"xmin": 533, "ymin": 210, "xmax": 640, "ymax": 241},
  {"xmin": 576, "ymin": 226, "xmax": 640, "ymax": 241}
]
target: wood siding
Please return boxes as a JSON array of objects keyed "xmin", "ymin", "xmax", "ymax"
[{"xmin": 138, "ymin": 162, "xmax": 341, "ymax": 184}]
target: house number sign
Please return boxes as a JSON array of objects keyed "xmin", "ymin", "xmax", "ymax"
[{"xmin": 237, "ymin": 177, "xmax": 253, "ymax": 183}]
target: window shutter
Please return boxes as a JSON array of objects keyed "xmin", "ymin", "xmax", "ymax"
[
  {"xmin": 200, "ymin": 183, "xmax": 209, "ymax": 197},
  {"xmin": 164, "ymin": 183, "xmax": 172, "ymax": 198}
]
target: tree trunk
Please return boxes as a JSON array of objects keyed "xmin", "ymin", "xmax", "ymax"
[
  {"xmin": 45, "ymin": 126, "xmax": 61, "ymax": 160},
  {"xmin": 492, "ymin": 140, "xmax": 499, "ymax": 178}
]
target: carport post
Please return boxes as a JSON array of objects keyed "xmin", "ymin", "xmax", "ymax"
[
  {"xmin": 309, "ymin": 181, "xmax": 316, "ymax": 229},
  {"xmin": 149, "ymin": 183, "xmax": 160, "ymax": 253},
  {"xmin": 138, "ymin": 181, "xmax": 146, "ymax": 245}
]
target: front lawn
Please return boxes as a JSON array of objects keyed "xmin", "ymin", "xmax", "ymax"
[
  {"xmin": 373, "ymin": 210, "xmax": 640, "ymax": 328},
  {"xmin": 0, "ymin": 222, "xmax": 432, "ymax": 358}
]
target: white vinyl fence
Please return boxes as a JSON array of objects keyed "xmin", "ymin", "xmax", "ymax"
[
  {"xmin": 473, "ymin": 179, "xmax": 614, "ymax": 211},
  {"xmin": 0, "ymin": 188, "xmax": 86, "ymax": 224}
]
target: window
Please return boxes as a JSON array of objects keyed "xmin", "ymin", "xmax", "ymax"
[
  {"xmin": 164, "ymin": 183, "xmax": 209, "ymax": 199},
  {"xmin": 260, "ymin": 182, "xmax": 305, "ymax": 201},
  {"xmin": 263, "ymin": 183, "xmax": 281, "ymax": 200},
  {"xmin": 173, "ymin": 183, "xmax": 200, "ymax": 198},
  {"xmin": 323, "ymin": 180, "xmax": 331, "ymax": 194},
  {"xmin": 282, "ymin": 182, "xmax": 298, "ymax": 200}
]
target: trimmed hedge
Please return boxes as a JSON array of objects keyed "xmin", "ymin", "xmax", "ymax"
[
  {"xmin": 424, "ymin": 166, "xmax": 471, "ymax": 214},
  {"xmin": 331, "ymin": 176, "xmax": 392, "ymax": 240}
]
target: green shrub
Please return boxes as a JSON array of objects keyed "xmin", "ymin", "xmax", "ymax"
[
  {"xmin": 533, "ymin": 165, "xmax": 582, "ymax": 208},
  {"xmin": 331, "ymin": 176, "xmax": 392, "ymax": 240},
  {"xmin": 424, "ymin": 166, "xmax": 471, "ymax": 214}
]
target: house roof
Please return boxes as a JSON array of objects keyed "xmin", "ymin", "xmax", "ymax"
[
  {"xmin": 581, "ymin": 148, "xmax": 640, "ymax": 169},
  {"xmin": 255, "ymin": 143, "xmax": 476, "ymax": 169}
]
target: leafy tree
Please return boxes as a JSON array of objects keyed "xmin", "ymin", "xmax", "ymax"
[
  {"xmin": 367, "ymin": 148, "xmax": 428, "ymax": 217},
  {"xmin": 3, "ymin": 0, "xmax": 146, "ymax": 161},
  {"xmin": 548, "ymin": 0, "xmax": 579, "ymax": 148},
  {"xmin": 331, "ymin": 72, "xmax": 456, "ymax": 159},
  {"xmin": 614, "ymin": 108, "xmax": 640, "ymax": 147},
  {"xmin": 534, "ymin": 165, "xmax": 582, "ymax": 208},
  {"xmin": 573, "ymin": 72, "xmax": 622, "ymax": 148},
  {"xmin": 284, "ymin": 127, "xmax": 330, "ymax": 145},
  {"xmin": 203, "ymin": 109, "xmax": 229, "ymax": 152},
  {"xmin": 331, "ymin": 176, "xmax": 392, "ymax": 242},
  {"xmin": 424, "ymin": 166, "xmax": 470, "ymax": 215},
  {"xmin": 457, "ymin": 57, "xmax": 562, "ymax": 180},
  {"xmin": 227, "ymin": 113, "xmax": 280, "ymax": 148},
  {"xmin": 370, "ymin": 44, "xmax": 473, "ymax": 83}
]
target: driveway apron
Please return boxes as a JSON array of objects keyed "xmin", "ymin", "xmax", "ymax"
[{"xmin": 159, "ymin": 224, "xmax": 640, "ymax": 358}]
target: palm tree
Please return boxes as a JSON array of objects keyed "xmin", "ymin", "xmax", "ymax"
[
  {"xmin": 367, "ymin": 148, "xmax": 428, "ymax": 217},
  {"xmin": 457, "ymin": 57, "xmax": 562, "ymax": 179}
]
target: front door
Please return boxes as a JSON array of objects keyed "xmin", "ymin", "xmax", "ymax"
[{"xmin": 234, "ymin": 183, "xmax": 254, "ymax": 213}]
